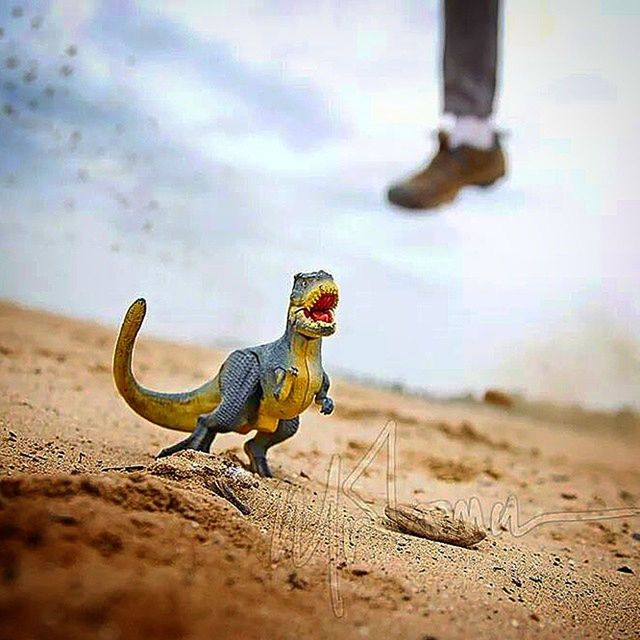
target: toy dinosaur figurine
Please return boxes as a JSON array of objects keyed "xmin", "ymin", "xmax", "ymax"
[{"xmin": 113, "ymin": 271, "xmax": 338, "ymax": 477}]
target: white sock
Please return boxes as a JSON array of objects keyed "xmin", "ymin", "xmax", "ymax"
[{"xmin": 449, "ymin": 116, "xmax": 495, "ymax": 150}]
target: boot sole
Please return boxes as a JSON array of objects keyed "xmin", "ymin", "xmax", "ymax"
[
  {"xmin": 474, "ymin": 173, "xmax": 505, "ymax": 189},
  {"xmin": 389, "ymin": 169, "xmax": 506, "ymax": 211},
  {"xmin": 390, "ymin": 188, "xmax": 459, "ymax": 211}
]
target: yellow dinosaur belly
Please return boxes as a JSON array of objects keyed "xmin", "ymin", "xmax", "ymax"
[{"xmin": 253, "ymin": 348, "xmax": 323, "ymax": 433}]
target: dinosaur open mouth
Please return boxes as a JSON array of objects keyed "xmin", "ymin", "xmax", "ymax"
[{"xmin": 304, "ymin": 292, "xmax": 337, "ymax": 324}]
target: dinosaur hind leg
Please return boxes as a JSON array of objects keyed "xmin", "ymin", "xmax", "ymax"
[
  {"xmin": 156, "ymin": 350, "xmax": 261, "ymax": 459},
  {"xmin": 244, "ymin": 417, "xmax": 300, "ymax": 478},
  {"xmin": 155, "ymin": 420, "xmax": 217, "ymax": 458}
]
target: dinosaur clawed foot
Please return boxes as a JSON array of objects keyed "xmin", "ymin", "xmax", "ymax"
[
  {"xmin": 156, "ymin": 424, "xmax": 215, "ymax": 459},
  {"xmin": 243, "ymin": 441, "xmax": 273, "ymax": 478}
]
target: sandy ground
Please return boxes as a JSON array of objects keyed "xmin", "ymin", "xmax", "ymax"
[{"xmin": 0, "ymin": 300, "xmax": 639, "ymax": 640}]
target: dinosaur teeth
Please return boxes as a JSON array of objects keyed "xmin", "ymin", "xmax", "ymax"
[{"xmin": 305, "ymin": 286, "xmax": 338, "ymax": 309}]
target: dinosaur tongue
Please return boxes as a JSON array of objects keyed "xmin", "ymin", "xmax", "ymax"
[
  {"xmin": 311, "ymin": 310, "xmax": 332, "ymax": 322},
  {"xmin": 307, "ymin": 293, "xmax": 336, "ymax": 323}
]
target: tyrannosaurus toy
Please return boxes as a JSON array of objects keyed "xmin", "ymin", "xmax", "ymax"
[{"xmin": 113, "ymin": 271, "xmax": 338, "ymax": 477}]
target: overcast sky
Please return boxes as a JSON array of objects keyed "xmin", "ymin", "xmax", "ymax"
[{"xmin": 1, "ymin": 0, "xmax": 639, "ymax": 409}]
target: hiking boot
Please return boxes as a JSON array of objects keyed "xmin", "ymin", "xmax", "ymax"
[{"xmin": 387, "ymin": 131, "xmax": 506, "ymax": 210}]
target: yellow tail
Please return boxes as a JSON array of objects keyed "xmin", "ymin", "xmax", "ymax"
[{"xmin": 113, "ymin": 298, "xmax": 221, "ymax": 432}]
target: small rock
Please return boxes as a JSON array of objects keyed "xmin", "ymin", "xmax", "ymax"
[
  {"xmin": 529, "ymin": 575, "xmax": 543, "ymax": 583},
  {"xmin": 287, "ymin": 571, "xmax": 308, "ymax": 590},
  {"xmin": 511, "ymin": 577, "xmax": 522, "ymax": 588},
  {"xmin": 632, "ymin": 532, "xmax": 640, "ymax": 542},
  {"xmin": 483, "ymin": 389, "xmax": 514, "ymax": 408},
  {"xmin": 617, "ymin": 566, "xmax": 634, "ymax": 574},
  {"xmin": 384, "ymin": 503, "xmax": 486, "ymax": 548},
  {"xmin": 483, "ymin": 467, "xmax": 501, "ymax": 480},
  {"xmin": 350, "ymin": 564, "xmax": 371, "ymax": 577},
  {"xmin": 619, "ymin": 490, "xmax": 635, "ymax": 502},
  {"xmin": 561, "ymin": 492, "xmax": 577, "ymax": 500}
]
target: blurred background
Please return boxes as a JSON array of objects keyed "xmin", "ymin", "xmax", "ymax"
[{"xmin": 1, "ymin": 0, "xmax": 639, "ymax": 410}]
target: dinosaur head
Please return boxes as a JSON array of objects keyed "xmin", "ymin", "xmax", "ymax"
[{"xmin": 288, "ymin": 270, "xmax": 339, "ymax": 338}]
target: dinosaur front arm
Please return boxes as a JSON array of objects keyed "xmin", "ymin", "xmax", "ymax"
[
  {"xmin": 273, "ymin": 366, "xmax": 298, "ymax": 401},
  {"xmin": 314, "ymin": 371, "xmax": 334, "ymax": 415}
]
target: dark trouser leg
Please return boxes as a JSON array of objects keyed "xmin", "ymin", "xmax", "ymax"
[
  {"xmin": 244, "ymin": 417, "xmax": 300, "ymax": 478},
  {"xmin": 443, "ymin": 0, "xmax": 500, "ymax": 118},
  {"xmin": 157, "ymin": 351, "xmax": 261, "ymax": 458}
]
